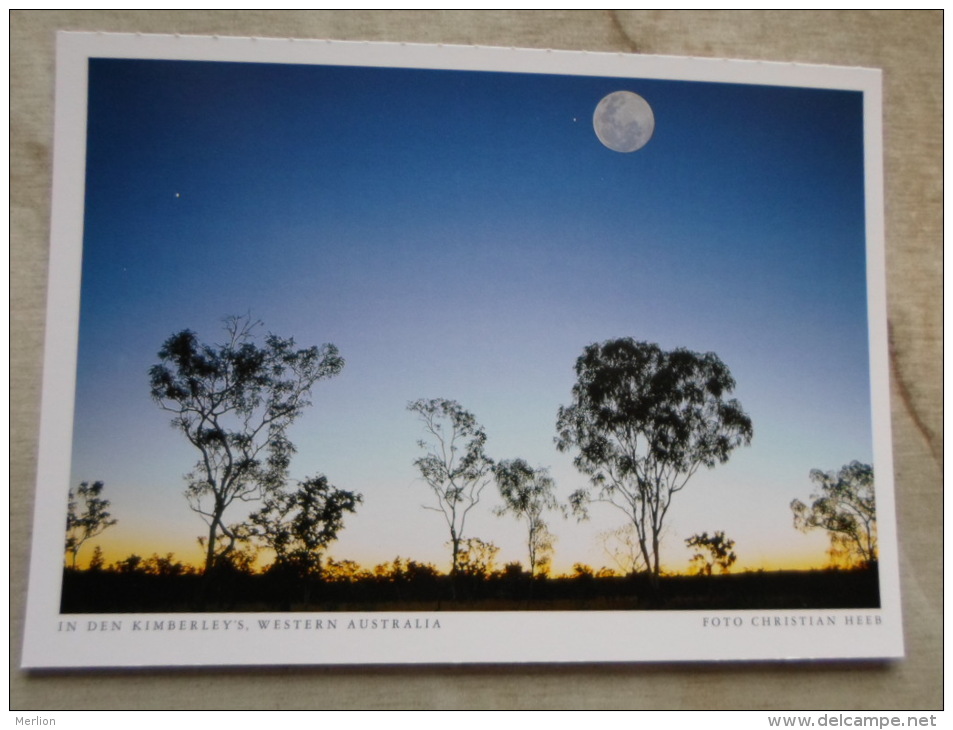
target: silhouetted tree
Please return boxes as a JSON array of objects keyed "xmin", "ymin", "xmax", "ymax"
[
  {"xmin": 113, "ymin": 554, "xmax": 143, "ymax": 574},
  {"xmin": 500, "ymin": 562, "xmax": 528, "ymax": 580},
  {"xmin": 142, "ymin": 553, "xmax": 191, "ymax": 577},
  {"xmin": 455, "ymin": 537, "xmax": 500, "ymax": 580},
  {"xmin": 685, "ymin": 531, "xmax": 737, "ymax": 575},
  {"xmin": 88, "ymin": 546, "xmax": 105, "ymax": 572},
  {"xmin": 494, "ymin": 459, "xmax": 559, "ymax": 578},
  {"xmin": 598, "ymin": 524, "xmax": 648, "ymax": 577},
  {"xmin": 373, "ymin": 557, "xmax": 440, "ymax": 583},
  {"xmin": 65, "ymin": 481, "xmax": 117, "ymax": 568},
  {"xmin": 571, "ymin": 563, "xmax": 594, "ymax": 579},
  {"xmin": 408, "ymin": 398, "xmax": 494, "ymax": 579},
  {"xmin": 791, "ymin": 461, "xmax": 876, "ymax": 568},
  {"xmin": 324, "ymin": 558, "xmax": 371, "ymax": 583},
  {"xmin": 556, "ymin": 339, "xmax": 753, "ymax": 592},
  {"xmin": 249, "ymin": 475, "xmax": 362, "ymax": 579},
  {"xmin": 149, "ymin": 315, "xmax": 343, "ymax": 574},
  {"xmin": 401, "ymin": 559, "xmax": 441, "ymax": 583},
  {"xmin": 213, "ymin": 543, "xmax": 258, "ymax": 575}
]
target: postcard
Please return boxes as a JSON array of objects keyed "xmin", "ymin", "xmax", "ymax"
[{"xmin": 22, "ymin": 31, "xmax": 901, "ymax": 667}]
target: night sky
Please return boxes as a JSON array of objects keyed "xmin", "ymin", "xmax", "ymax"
[{"xmin": 68, "ymin": 57, "xmax": 872, "ymax": 573}]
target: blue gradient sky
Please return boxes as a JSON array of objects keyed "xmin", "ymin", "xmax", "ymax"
[{"xmin": 69, "ymin": 58, "xmax": 872, "ymax": 572}]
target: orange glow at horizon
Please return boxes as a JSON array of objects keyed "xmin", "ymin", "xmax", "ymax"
[{"xmin": 71, "ymin": 535, "xmax": 842, "ymax": 576}]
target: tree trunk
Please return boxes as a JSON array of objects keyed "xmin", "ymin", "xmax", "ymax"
[
  {"xmin": 204, "ymin": 519, "xmax": 218, "ymax": 574},
  {"xmin": 449, "ymin": 532, "xmax": 460, "ymax": 600},
  {"xmin": 648, "ymin": 533, "xmax": 662, "ymax": 605},
  {"xmin": 196, "ymin": 518, "xmax": 220, "ymax": 611}
]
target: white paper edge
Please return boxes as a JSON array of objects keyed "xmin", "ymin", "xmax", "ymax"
[{"xmin": 21, "ymin": 31, "xmax": 902, "ymax": 669}]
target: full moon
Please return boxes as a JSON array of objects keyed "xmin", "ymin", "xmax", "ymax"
[{"xmin": 593, "ymin": 91, "xmax": 655, "ymax": 153}]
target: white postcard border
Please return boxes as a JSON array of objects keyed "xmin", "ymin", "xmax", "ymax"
[{"xmin": 22, "ymin": 32, "xmax": 901, "ymax": 668}]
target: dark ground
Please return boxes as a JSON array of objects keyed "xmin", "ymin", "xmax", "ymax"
[{"xmin": 60, "ymin": 565, "xmax": 880, "ymax": 613}]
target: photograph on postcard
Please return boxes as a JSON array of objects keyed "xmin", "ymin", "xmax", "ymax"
[{"xmin": 23, "ymin": 33, "xmax": 900, "ymax": 666}]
